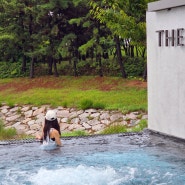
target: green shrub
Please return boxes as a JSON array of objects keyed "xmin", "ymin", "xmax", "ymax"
[
  {"xmin": 124, "ymin": 56, "xmax": 145, "ymax": 77},
  {"xmin": 0, "ymin": 61, "xmax": 29, "ymax": 79},
  {"xmin": 0, "ymin": 121, "xmax": 3, "ymax": 131},
  {"xmin": 92, "ymin": 102, "xmax": 105, "ymax": 109},
  {"xmin": 101, "ymin": 124, "xmax": 127, "ymax": 135},
  {"xmin": 0, "ymin": 120, "xmax": 17, "ymax": 140},
  {"xmin": 131, "ymin": 119, "xmax": 148, "ymax": 132},
  {"xmin": 61, "ymin": 130, "xmax": 87, "ymax": 137},
  {"xmin": 80, "ymin": 99, "xmax": 93, "ymax": 110},
  {"xmin": 62, "ymin": 102, "xmax": 68, "ymax": 108},
  {"xmin": 80, "ymin": 99, "xmax": 105, "ymax": 110},
  {"xmin": 0, "ymin": 55, "xmax": 146, "ymax": 79},
  {"xmin": 101, "ymin": 119, "xmax": 148, "ymax": 135},
  {"xmin": 7, "ymin": 102, "xmax": 15, "ymax": 108}
]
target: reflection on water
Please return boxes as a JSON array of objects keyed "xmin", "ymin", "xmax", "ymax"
[{"xmin": 0, "ymin": 131, "xmax": 185, "ymax": 185}]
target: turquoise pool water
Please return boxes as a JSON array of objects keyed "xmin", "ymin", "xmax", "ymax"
[{"xmin": 0, "ymin": 131, "xmax": 185, "ymax": 185}]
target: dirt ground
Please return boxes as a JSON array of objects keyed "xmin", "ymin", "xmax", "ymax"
[{"xmin": 0, "ymin": 76, "xmax": 147, "ymax": 93}]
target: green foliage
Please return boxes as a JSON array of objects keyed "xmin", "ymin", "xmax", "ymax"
[
  {"xmin": 0, "ymin": 0, "xmax": 150, "ymax": 78},
  {"xmin": 7, "ymin": 102, "xmax": 15, "ymax": 108},
  {"xmin": 0, "ymin": 59, "xmax": 128, "ymax": 79},
  {"xmin": 0, "ymin": 34, "xmax": 14, "ymax": 40},
  {"xmin": 101, "ymin": 124, "xmax": 127, "ymax": 135},
  {"xmin": 62, "ymin": 102, "xmax": 68, "ymax": 108},
  {"xmin": 78, "ymin": 39, "xmax": 95, "ymax": 55},
  {"xmin": 130, "ymin": 119, "xmax": 148, "ymax": 132},
  {"xmin": 0, "ymin": 120, "xmax": 17, "ymax": 140},
  {"xmin": 69, "ymin": 18, "xmax": 82, "ymax": 26},
  {"xmin": 57, "ymin": 33, "xmax": 77, "ymax": 58},
  {"xmin": 58, "ymin": 58, "xmax": 145, "ymax": 78},
  {"xmin": 92, "ymin": 102, "xmax": 105, "ymax": 109},
  {"xmin": 89, "ymin": 0, "xmax": 148, "ymax": 47},
  {"xmin": 80, "ymin": 99, "xmax": 93, "ymax": 110},
  {"xmin": 101, "ymin": 119, "xmax": 148, "ymax": 135},
  {"xmin": 61, "ymin": 130, "xmax": 87, "ymax": 137},
  {"xmin": 80, "ymin": 99, "xmax": 106, "ymax": 110},
  {"xmin": 0, "ymin": 121, "xmax": 3, "ymax": 131},
  {"xmin": 0, "ymin": 62, "xmax": 29, "ymax": 78},
  {"xmin": 124, "ymin": 57, "xmax": 145, "ymax": 77}
]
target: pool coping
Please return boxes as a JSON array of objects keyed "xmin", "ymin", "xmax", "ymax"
[
  {"xmin": 0, "ymin": 129, "xmax": 184, "ymax": 145},
  {"xmin": 0, "ymin": 132, "xmax": 143, "ymax": 145}
]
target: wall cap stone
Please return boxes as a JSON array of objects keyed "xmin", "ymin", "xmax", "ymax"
[{"xmin": 148, "ymin": 0, "xmax": 185, "ymax": 12}]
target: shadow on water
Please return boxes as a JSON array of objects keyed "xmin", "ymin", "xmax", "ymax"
[{"xmin": 0, "ymin": 130, "xmax": 185, "ymax": 185}]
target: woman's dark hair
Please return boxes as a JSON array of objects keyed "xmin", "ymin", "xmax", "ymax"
[{"xmin": 43, "ymin": 118, "xmax": 61, "ymax": 141}]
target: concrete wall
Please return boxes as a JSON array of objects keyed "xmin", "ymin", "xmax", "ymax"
[{"xmin": 147, "ymin": 3, "xmax": 185, "ymax": 139}]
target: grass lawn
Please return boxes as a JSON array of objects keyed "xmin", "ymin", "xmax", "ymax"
[{"xmin": 0, "ymin": 76, "xmax": 147, "ymax": 112}]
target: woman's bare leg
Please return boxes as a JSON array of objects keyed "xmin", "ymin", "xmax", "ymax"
[{"xmin": 50, "ymin": 129, "xmax": 62, "ymax": 146}]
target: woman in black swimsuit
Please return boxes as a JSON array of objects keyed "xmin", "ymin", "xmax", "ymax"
[{"xmin": 36, "ymin": 110, "xmax": 62, "ymax": 146}]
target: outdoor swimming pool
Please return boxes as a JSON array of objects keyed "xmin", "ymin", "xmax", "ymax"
[{"xmin": 0, "ymin": 131, "xmax": 185, "ymax": 185}]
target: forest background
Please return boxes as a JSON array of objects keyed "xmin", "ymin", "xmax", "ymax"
[
  {"xmin": 0, "ymin": 0, "xmax": 156, "ymax": 79},
  {"xmin": 0, "ymin": 0, "xmax": 155, "ymax": 138}
]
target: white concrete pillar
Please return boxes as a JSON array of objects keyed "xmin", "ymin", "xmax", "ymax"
[{"xmin": 147, "ymin": 0, "xmax": 185, "ymax": 139}]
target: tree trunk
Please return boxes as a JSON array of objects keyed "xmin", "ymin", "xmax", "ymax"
[
  {"xmin": 30, "ymin": 57, "xmax": 35, "ymax": 78},
  {"xmin": 114, "ymin": 36, "xmax": 127, "ymax": 78},
  {"xmin": 136, "ymin": 46, "xmax": 139, "ymax": 57},
  {"xmin": 53, "ymin": 59, "xmax": 59, "ymax": 77},
  {"xmin": 130, "ymin": 45, "xmax": 134, "ymax": 57},
  {"xmin": 97, "ymin": 53, "xmax": 103, "ymax": 77},
  {"xmin": 96, "ymin": 21, "xmax": 103, "ymax": 77},
  {"xmin": 142, "ymin": 47, "xmax": 146, "ymax": 58},
  {"xmin": 143, "ymin": 63, "xmax": 147, "ymax": 81},
  {"xmin": 48, "ymin": 56, "xmax": 53, "ymax": 75},
  {"xmin": 73, "ymin": 57, "xmax": 78, "ymax": 77},
  {"xmin": 29, "ymin": 13, "xmax": 34, "ymax": 79},
  {"xmin": 90, "ymin": 48, "xmax": 94, "ymax": 62},
  {"xmin": 21, "ymin": 55, "xmax": 27, "ymax": 73}
]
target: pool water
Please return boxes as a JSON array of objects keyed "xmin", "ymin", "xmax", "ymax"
[{"xmin": 0, "ymin": 131, "xmax": 185, "ymax": 185}]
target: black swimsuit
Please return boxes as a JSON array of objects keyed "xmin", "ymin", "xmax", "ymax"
[{"xmin": 50, "ymin": 128, "xmax": 55, "ymax": 141}]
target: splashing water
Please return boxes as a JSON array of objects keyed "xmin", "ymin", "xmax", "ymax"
[
  {"xmin": 30, "ymin": 165, "xmax": 125, "ymax": 185},
  {"xmin": 40, "ymin": 140, "xmax": 58, "ymax": 151},
  {"xmin": 1, "ymin": 132, "xmax": 185, "ymax": 185}
]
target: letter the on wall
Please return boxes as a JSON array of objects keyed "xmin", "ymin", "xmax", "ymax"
[
  {"xmin": 177, "ymin": 28, "xmax": 184, "ymax": 46},
  {"xmin": 156, "ymin": 30, "xmax": 164, "ymax": 47},
  {"xmin": 165, "ymin": 29, "xmax": 175, "ymax": 46}
]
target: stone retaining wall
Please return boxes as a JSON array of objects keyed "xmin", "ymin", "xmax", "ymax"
[{"xmin": 0, "ymin": 104, "xmax": 148, "ymax": 136}]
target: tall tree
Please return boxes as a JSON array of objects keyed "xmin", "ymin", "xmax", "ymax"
[
  {"xmin": 0, "ymin": 0, "xmax": 154, "ymax": 79},
  {"xmin": 89, "ymin": 0, "xmax": 155, "ymax": 78},
  {"xmin": 0, "ymin": 0, "xmax": 20, "ymax": 63},
  {"xmin": 70, "ymin": 0, "xmax": 113, "ymax": 77},
  {"xmin": 89, "ymin": 0, "xmax": 128, "ymax": 78}
]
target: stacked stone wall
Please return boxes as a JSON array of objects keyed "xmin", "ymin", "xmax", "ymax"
[{"xmin": 0, "ymin": 104, "xmax": 148, "ymax": 136}]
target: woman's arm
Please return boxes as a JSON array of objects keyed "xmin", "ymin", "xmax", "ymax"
[
  {"xmin": 35, "ymin": 127, "xmax": 44, "ymax": 140},
  {"xmin": 35, "ymin": 133, "xmax": 43, "ymax": 140}
]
